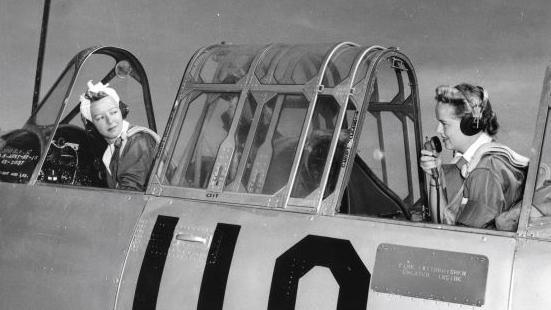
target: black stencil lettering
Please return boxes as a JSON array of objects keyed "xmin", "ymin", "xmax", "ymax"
[
  {"xmin": 133, "ymin": 215, "xmax": 179, "ymax": 310},
  {"xmin": 197, "ymin": 223, "xmax": 241, "ymax": 310},
  {"xmin": 268, "ymin": 235, "xmax": 370, "ymax": 310}
]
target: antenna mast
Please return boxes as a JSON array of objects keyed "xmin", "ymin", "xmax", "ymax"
[{"xmin": 32, "ymin": 0, "xmax": 51, "ymax": 113}]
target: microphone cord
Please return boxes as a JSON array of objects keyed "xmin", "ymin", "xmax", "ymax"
[{"xmin": 434, "ymin": 176, "xmax": 441, "ymax": 224}]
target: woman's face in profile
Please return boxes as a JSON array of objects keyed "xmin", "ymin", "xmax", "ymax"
[
  {"xmin": 90, "ymin": 96, "xmax": 123, "ymax": 141},
  {"xmin": 435, "ymin": 102, "xmax": 470, "ymax": 153}
]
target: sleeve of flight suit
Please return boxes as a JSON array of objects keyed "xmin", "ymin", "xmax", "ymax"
[{"xmin": 115, "ymin": 132, "xmax": 158, "ymax": 191}]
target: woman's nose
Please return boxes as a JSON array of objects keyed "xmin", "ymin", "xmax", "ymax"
[{"xmin": 106, "ymin": 114, "xmax": 114, "ymax": 124}]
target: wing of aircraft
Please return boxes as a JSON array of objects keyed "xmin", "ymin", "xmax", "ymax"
[{"xmin": 2, "ymin": 42, "xmax": 551, "ymax": 310}]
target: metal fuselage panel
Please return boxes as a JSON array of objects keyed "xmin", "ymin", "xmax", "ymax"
[
  {"xmin": 116, "ymin": 197, "xmax": 516, "ymax": 310},
  {"xmin": 0, "ymin": 182, "xmax": 145, "ymax": 310},
  {"xmin": 509, "ymin": 237, "xmax": 551, "ymax": 310}
]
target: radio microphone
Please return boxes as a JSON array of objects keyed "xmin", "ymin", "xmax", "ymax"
[
  {"xmin": 424, "ymin": 136, "xmax": 443, "ymax": 224},
  {"xmin": 424, "ymin": 136, "xmax": 442, "ymax": 180}
]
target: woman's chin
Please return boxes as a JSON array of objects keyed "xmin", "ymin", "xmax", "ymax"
[
  {"xmin": 107, "ymin": 128, "xmax": 122, "ymax": 139},
  {"xmin": 102, "ymin": 130, "xmax": 121, "ymax": 141}
]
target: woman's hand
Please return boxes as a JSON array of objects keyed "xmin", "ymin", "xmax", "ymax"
[{"xmin": 420, "ymin": 149, "xmax": 441, "ymax": 177}]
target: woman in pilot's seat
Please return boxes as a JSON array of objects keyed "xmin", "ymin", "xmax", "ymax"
[
  {"xmin": 420, "ymin": 83, "xmax": 529, "ymax": 229},
  {"xmin": 79, "ymin": 80, "xmax": 160, "ymax": 191}
]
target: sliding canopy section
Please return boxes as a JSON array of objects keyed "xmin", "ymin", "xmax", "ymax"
[{"xmin": 152, "ymin": 42, "xmax": 423, "ymax": 216}]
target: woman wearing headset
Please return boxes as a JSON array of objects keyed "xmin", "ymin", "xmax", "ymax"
[
  {"xmin": 80, "ymin": 80, "xmax": 160, "ymax": 191},
  {"xmin": 420, "ymin": 83, "xmax": 529, "ymax": 229}
]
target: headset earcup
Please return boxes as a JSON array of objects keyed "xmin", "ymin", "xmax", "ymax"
[
  {"xmin": 460, "ymin": 116, "xmax": 482, "ymax": 136},
  {"xmin": 119, "ymin": 101, "xmax": 129, "ymax": 119}
]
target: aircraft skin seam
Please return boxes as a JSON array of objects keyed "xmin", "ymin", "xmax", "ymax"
[{"xmin": 112, "ymin": 199, "xmax": 149, "ymax": 310}]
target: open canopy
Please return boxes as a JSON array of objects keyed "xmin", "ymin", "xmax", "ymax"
[{"xmin": 0, "ymin": 46, "xmax": 156, "ymax": 185}]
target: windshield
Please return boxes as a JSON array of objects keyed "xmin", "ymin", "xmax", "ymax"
[
  {"xmin": 0, "ymin": 47, "xmax": 155, "ymax": 187},
  {"xmin": 33, "ymin": 64, "xmax": 76, "ymax": 127}
]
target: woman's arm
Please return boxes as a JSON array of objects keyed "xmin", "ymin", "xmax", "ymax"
[
  {"xmin": 420, "ymin": 149, "xmax": 448, "ymax": 223},
  {"xmin": 116, "ymin": 133, "xmax": 158, "ymax": 191},
  {"xmin": 429, "ymin": 169, "xmax": 451, "ymax": 223},
  {"xmin": 457, "ymin": 167, "xmax": 505, "ymax": 228}
]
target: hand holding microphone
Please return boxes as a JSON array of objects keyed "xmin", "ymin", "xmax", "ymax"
[{"xmin": 421, "ymin": 136, "xmax": 442, "ymax": 180}]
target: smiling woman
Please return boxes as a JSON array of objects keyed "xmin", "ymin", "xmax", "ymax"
[{"xmin": 420, "ymin": 83, "xmax": 529, "ymax": 229}]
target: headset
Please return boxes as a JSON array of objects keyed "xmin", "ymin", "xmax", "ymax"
[
  {"xmin": 457, "ymin": 85, "xmax": 488, "ymax": 136},
  {"xmin": 82, "ymin": 100, "xmax": 129, "ymax": 133},
  {"xmin": 436, "ymin": 84, "xmax": 488, "ymax": 136},
  {"xmin": 119, "ymin": 100, "xmax": 130, "ymax": 119}
]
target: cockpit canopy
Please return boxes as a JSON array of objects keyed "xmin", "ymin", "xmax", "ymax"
[{"xmin": 152, "ymin": 42, "xmax": 425, "ymax": 216}]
